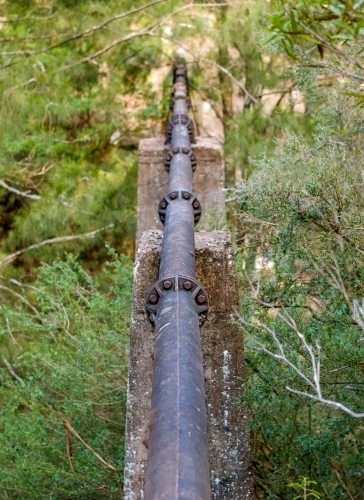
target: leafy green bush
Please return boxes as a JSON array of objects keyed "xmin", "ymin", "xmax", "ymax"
[{"xmin": 0, "ymin": 252, "xmax": 132, "ymax": 499}]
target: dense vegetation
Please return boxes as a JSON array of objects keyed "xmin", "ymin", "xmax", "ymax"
[
  {"xmin": 238, "ymin": 1, "xmax": 364, "ymax": 498},
  {"xmin": 0, "ymin": 0, "xmax": 363, "ymax": 498},
  {"xmin": 0, "ymin": 253, "xmax": 132, "ymax": 498}
]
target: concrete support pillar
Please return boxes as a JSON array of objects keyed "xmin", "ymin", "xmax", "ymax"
[
  {"xmin": 136, "ymin": 137, "xmax": 225, "ymax": 242},
  {"xmin": 124, "ymin": 230, "xmax": 253, "ymax": 500}
]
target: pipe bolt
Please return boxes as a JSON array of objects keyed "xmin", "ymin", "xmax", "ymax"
[
  {"xmin": 183, "ymin": 193, "xmax": 190, "ymax": 200},
  {"xmin": 163, "ymin": 280, "xmax": 172, "ymax": 290},
  {"xmin": 197, "ymin": 294, "xmax": 206, "ymax": 304},
  {"xmin": 149, "ymin": 294, "xmax": 158, "ymax": 304},
  {"xmin": 193, "ymin": 201, "xmax": 199, "ymax": 209},
  {"xmin": 184, "ymin": 281, "xmax": 192, "ymax": 290},
  {"xmin": 170, "ymin": 192, "xmax": 177, "ymax": 199}
]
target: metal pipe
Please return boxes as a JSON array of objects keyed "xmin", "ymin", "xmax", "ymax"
[
  {"xmin": 158, "ymin": 200, "xmax": 195, "ymax": 279},
  {"xmin": 144, "ymin": 63, "xmax": 211, "ymax": 500}
]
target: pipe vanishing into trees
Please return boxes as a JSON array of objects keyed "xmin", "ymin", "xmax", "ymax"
[{"xmin": 144, "ymin": 63, "xmax": 211, "ymax": 500}]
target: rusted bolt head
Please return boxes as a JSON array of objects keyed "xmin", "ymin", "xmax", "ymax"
[
  {"xmin": 182, "ymin": 147, "xmax": 189, "ymax": 154},
  {"xmin": 191, "ymin": 153, "xmax": 196, "ymax": 161},
  {"xmin": 183, "ymin": 281, "xmax": 192, "ymax": 290},
  {"xmin": 193, "ymin": 201, "xmax": 199, "ymax": 209},
  {"xmin": 170, "ymin": 192, "xmax": 177, "ymax": 199},
  {"xmin": 197, "ymin": 294, "xmax": 206, "ymax": 304},
  {"xmin": 173, "ymin": 147, "xmax": 179, "ymax": 154},
  {"xmin": 181, "ymin": 117, "xmax": 187, "ymax": 124},
  {"xmin": 163, "ymin": 280, "xmax": 172, "ymax": 290},
  {"xmin": 183, "ymin": 192, "xmax": 190, "ymax": 200},
  {"xmin": 166, "ymin": 154, "xmax": 172, "ymax": 161},
  {"xmin": 149, "ymin": 294, "xmax": 158, "ymax": 304},
  {"xmin": 161, "ymin": 202, "xmax": 167, "ymax": 209}
]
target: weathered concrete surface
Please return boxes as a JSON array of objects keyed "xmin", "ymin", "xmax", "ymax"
[
  {"xmin": 136, "ymin": 137, "xmax": 225, "ymax": 243},
  {"xmin": 124, "ymin": 229, "xmax": 253, "ymax": 500}
]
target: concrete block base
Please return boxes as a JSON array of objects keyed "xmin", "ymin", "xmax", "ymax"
[
  {"xmin": 124, "ymin": 229, "xmax": 253, "ymax": 500},
  {"xmin": 136, "ymin": 137, "xmax": 225, "ymax": 242}
]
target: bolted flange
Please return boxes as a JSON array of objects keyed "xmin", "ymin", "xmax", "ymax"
[
  {"xmin": 145, "ymin": 275, "xmax": 209, "ymax": 327},
  {"xmin": 165, "ymin": 114, "xmax": 195, "ymax": 144},
  {"xmin": 169, "ymin": 94, "xmax": 191, "ymax": 110},
  {"xmin": 158, "ymin": 191, "xmax": 201, "ymax": 225},
  {"xmin": 174, "ymin": 65, "xmax": 186, "ymax": 78},
  {"xmin": 165, "ymin": 146, "xmax": 197, "ymax": 172}
]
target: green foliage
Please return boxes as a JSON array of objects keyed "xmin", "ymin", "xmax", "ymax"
[
  {"xmin": 0, "ymin": 252, "xmax": 132, "ymax": 498},
  {"xmin": 0, "ymin": 0, "xmax": 180, "ymax": 358},
  {"xmin": 235, "ymin": 13, "xmax": 364, "ymax": 496},
  {"xmin": 266, "ymin": 0, "xmax": 364, "ymax": 68},
  {"xmin": 186, "ymin": 1, "xmax": 311, "ymax": 181},
  {"xmin": 225, "ymin": 105, "xmax": 311, "ymax": 180},
  {"xmin": 288, "ymin": 477, "xmax": 322, "ymax": 500},
  {"xmin": 0, "ymin": 0, "xmax": 177, "ymax": 277},
  {"xmin": 4, "ymin": 0, "xmax": 364, "ymax": 497},
  {"xmin": 267, "ymin": 0, "xmax": 364, "ymax": 45}
]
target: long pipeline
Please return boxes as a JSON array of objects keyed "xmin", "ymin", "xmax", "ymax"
[{"xmin": 144, "ymin": 64, "xmax": 211, "ymax": 500}]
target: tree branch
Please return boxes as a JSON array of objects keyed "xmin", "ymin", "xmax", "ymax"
[
  {"xmin": 64, "ymin": 423, "xmax": 75, "ymax": 472},
  {"xmin": 4, "ymin": 315, "xmax": 18, "ymax": 346},
  {"xmin": 149, "ymin": 34, "xmax": 258, "ymax": 104},
  {"xmin": 240, "ymin": 277, "xmax": 364, "ymax": 418},
  {"xmin": 0, "ymin": 0, "xmax": 167, "ymax": 57},
  {"xmin": 64, "ymin": 420, "xmax": 118, "ymax": 471},
  {"xmin": 295, "ymin": 17, "xmax": 364, "ymax": 70},
  {"xmin": 286, "ymin": 388, "xmax": 364, "ymax": 418},
  {"xmin": 59, "ymin": 1, "xmax": 231, "ymax": 73},
  {"xmin": 2, "ymin": 356, "xmax": 24, "ymax": 385},
  {"xmin": 0, "ymin": 179, "xmax": 40, "ymax": 200},
  {"xmin": 0, "ymin": 223, "xmax": 115, "ymax": 268},
  {"xmin": 60, "ymin": 25, "xmax": 160, "ymax": 72},
  {"xmin": 331, "ymin": 461, "xmax": 355, "ymax": 500},
  {"xmin": 0, "ymin": 284, "xmax": 38, "ymax": 314},
  {"xmin": 353, "ymin": 298, "xmax": 364, "ymax": 335}
]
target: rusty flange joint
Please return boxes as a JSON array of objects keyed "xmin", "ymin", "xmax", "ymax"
[
  {"xmin": 158, "ymin": 191, "xmax": 201, "ymax": 225},
  {"xmin": 165, "ymin": 146, "xmax": 197, "ymax": 172},
  {"xmin": 165, "ymin": 114, "xmax": 195, "ymax": 144},
  {"xmin": 145, "ymin": 275, "xmax": 209, "ymax": 327}
]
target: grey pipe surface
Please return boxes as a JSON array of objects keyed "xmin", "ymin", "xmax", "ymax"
[{"xmin": 144, "ymin": 63, "xmax": 211, "ymax": 500}]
